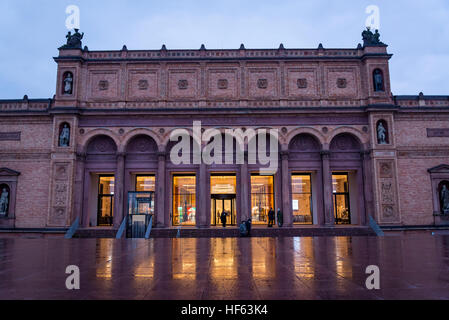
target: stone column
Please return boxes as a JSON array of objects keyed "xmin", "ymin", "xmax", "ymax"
[
  {"xmin": 157, "ymin": 152, "xmax": 166, "ymax": 228},
  {"xmin": 360, "ymin": 150, "xmax": 372, "ymax": 225},
  {"xmin": 281, "ymin": 151, "xmax": 292, "ymax": 227},
  {"xmin": 198, "ymin": 162, "xmax": 208, "ymax": 227},
  {"xmin": 73, "ymin": 152, "xmax": 86, "ymax": 224},
  {"xmin": 321, "ymin": 150, "xmax": 334, "ymax": 226},
  {"xmin": 114, "ymin": 152, "xmax": 125, "ymax": 228},
  {"xmin": 240, "ymin": 152, "xmax": 249, "ymax": 221}
]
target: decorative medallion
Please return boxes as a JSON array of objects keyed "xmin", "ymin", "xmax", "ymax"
[
  {"xmin": 337, "ymin": 78, "xmax": 347, "ymax": 89},
  {"xmin": 297, "ymin": 78, "xmax": 308, "ymax": 89},
  {"xmin": 138, "ymin": 79, "xmax": 149, "ymax": 90},
  {"xmin": 322, "ymin": 127, "xmax": 329, "ymax": 134},
  {"xmin": 178, "ymin": 79, "xmax": 188, "ymax": 90},
  {"xmin": 98, "ymin": 80, "xmax": 109, "ymax": 91},
  {"xmin": 257, "ymin": 79, "xmax": 268, "ymax": 89},
  {"xmin": 217, "ymin": 79, "xmax": 228, "ymax": 90}
]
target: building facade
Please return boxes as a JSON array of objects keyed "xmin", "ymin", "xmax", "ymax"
[{"xmin": 1, "ymin": 30, "xmax": 449, "ymax": 231}]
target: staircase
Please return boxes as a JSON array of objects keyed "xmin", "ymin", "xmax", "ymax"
[{"xmin": 74, "ymin": 226, "xmax": 375, "ymax": 238}]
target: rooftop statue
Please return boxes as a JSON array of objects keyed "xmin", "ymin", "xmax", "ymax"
[
  {"xmin": 362, "ymin": 27, "xmax": 384, "ymax": 46},
  {"xmin": 60, "ymin": 29, "xmax": 84, "ymax": 49}
]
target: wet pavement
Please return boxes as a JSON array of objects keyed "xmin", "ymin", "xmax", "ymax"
[{"xmin": 0, "ymin": 234, "xmax": 448, "ymax": 300}]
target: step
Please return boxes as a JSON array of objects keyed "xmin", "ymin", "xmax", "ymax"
[{"xmin": 73, "ymin": 226, "xmax": 376, "ymax": 238}]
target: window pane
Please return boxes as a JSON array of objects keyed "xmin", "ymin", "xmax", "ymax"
[
  {"xmin": 291, "ymin": 175, "xmax": 311, "ymax": 193},
  {"xmin": 173, "ymin": 176, "xmax": 196, "ymax": 226},
  {"xmin": 251, "ymin": 175, "xmax": 274, "ymax": 224},
  {"xmin": 99, "ymin": 176, "xmax": 114, "ymax": 195},
  {"xmin": 332, "ymin": 174, "xmax": 348, "ymax": 193},
  {"xmin": 136, "ymin": 176, "xmax": 155, "ymax": 192},
  {"xmin": 291, "ymin": 174, "xmax": 312, "ymax": 224}
]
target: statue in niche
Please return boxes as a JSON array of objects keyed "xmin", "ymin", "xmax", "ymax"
[
  {"xmin": 0, "ymin": 188, "xmax": 9, "ymax": 216},
  {"xmin": 441, "ymin": 185, "xmax": 449, "ymax": 215},
  {"xmin": 63, "ymin": 73, "xmax": 73, "ymax": 95},
  {"xmin": 377, "ymin": 122, "xmax": 387, "ymax": 144},
  {"xmin": 59, "ymin": 124, "xmax": 70, "ymax": 147},
  {"xmin": 373, "ymin": 69, "xmax": 384, "ymax": 92}
]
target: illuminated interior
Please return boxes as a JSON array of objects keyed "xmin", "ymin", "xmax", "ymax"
[
  {"xmin": 173, "ymin": 175, "xmax": 196, "ymax": 226},
  {"xmin": 210, "ymin": 175, "xmax": 237, "ymax": 226},
  {"xmin": 291, "ymin": 174, "xmax": 313, "ymax": 224},
  {"xmin": 98, "ymin": 175, "xmax": 115, "ymax": 226},
  {"xmin": 136, "ymin": 175, "xmax": 156, "ymax": 192},
  {"xmin": 332, "ymin": 173, "xmax": 351, "ymax": 225},
  {"xmin": 250, "ymin": 175, "xmax": 274, "ymax": 224}
]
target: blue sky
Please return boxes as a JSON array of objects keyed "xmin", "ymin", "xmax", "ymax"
[{"xmin": 0, "ymin": 0, "xmax": 448, "ymax": 99}]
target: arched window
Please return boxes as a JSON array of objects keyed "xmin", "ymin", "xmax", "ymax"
[
  {"xmin": 62, "ymin": 72, "xmax": 74, "ymax": 95},
  {"xmin": 376, "ymin": 120, "xmax": 389, "ymax": 145},
  {"xmin": 58, "ymin": 122, "xmax": 71, "ymax": 147},
  {"xmin": 373, "ymin": 69, "xmax": 385, "ymax": 92}
]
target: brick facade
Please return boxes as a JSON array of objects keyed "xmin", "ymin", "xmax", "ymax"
[{"xmin": 0, "ymin": 34, "xmax": 448, "ymax": 230}]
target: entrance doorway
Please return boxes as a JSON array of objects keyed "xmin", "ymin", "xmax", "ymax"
[
  {"xmin": 211, "ymin": 195, "xmax": 236, "ymax": 226},
  {"xmin": 97, "ymin": 175, "xmax": 115, "ymax": 226},
  {"xmin": 332, "ymin": 173, "xmax": 351, "ymax": 225},
  {"xmin": 210, "ymin": 174, "xmax": 237, "ymax": 226}
]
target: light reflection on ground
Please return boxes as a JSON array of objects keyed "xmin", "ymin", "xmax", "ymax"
[{"xmin": 0, "ymin": 234, "xmax": 448, "ymax": 300}]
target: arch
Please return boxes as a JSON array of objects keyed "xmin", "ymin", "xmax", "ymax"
[
  {"xmin": 79, "ymin": 129, "xmax": 120, "ymax": 154},
  {"xmin": 285, "ymin": 127, "xmax": 325, "ymax": 147},
  {"xmin": 288, "ymin": 133, "xmax": 322, "ymax": 152},
  {"xmin": 326, "ymin": 127, "xmax": 366, "ymax": 147},
  {"xmin": 330, "ymin": 133, "xmax": 362, "ymax": 152},
  {"xmin": 161, "ymin": 127, "xmax": 195, "ymax": 153},
  {"xmin": 122, "ymin": 128, "xmax": 162, "ymax": 152},
  {"xmin": 85, "ymin": 135, "xmax": 118, "ymax": 161}
]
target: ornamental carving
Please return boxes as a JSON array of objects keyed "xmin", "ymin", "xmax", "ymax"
[
  {"xmin": 138, "ymin": 79, "xmax": 149, "ymax": 90},
  {"xmin": 381, "ymin": 182, "xmax": 394, "ymax": 204},
  {"xmin": 178, "ymin": 79, "xmax": 188, "ymax": 90},
  {"xmin": 98, "ymin": 80, "xmax": 109, "ymax": 91},
  {"xmin": 257, "ymin": 79, "xmax": 268, "ymax": 89},
  {"xmin": 337, "ymin": 78, "xmax": 347, "ymax": 88},
  {"xmin": 379, "ymin": 162, "xmax": 392, "ymax": 178},
  {"xmin": 382, "ymin": 205, "xmax": 394, "ymax": 218},
  {"xmin": 297, "ymin": 78, "xmax": 307, "ymax": 89},
  {"xmin": 217, "ymin": 79, "xmax": 228, "ymax": 90}
]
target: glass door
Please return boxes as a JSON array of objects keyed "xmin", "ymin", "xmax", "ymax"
[
  {"xmin": 97, "ymin": 175, "xmax": 115, "ymax": 226},
  {"xmin": 211, "ymin": 196, "xmax": 236, "ymax": 226},
  {"xmin": 332, "ymin": 173, "xmax": 351, "ymax": 225}
]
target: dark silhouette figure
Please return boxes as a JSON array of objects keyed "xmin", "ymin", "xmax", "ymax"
[
  {"xmin": 220, "ymin": 211, "xmax": 227, "ymax": 228},
  {"xmin": 268, "ymin": 208, "xmax": 275, "ymax": 227}
]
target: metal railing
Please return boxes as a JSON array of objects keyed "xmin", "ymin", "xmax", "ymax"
[{"xmin": 64, "ymin": 217, "xmax": 79, "ymax": 239}]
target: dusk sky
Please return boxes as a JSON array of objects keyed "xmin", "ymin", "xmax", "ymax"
[{"xmin": 1, "ymin": 0, "xmax": 448, "ymax": 99}]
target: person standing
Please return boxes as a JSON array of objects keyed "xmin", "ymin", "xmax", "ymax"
[
  {"xmin": 220, "ymin": 210, "xmax": 227, "ymax": 228},
  {"xmin": 268, "ymin": 208, "xmax": 275, "ymax": 227},
  {"xmin": 277, "ymin": 208, "xmax": 283, "ymax": 227}
]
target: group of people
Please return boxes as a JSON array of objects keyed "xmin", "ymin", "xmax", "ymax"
[{"xmin": 217, "ymin": 207, "xmax": 284, "ymax": 237}]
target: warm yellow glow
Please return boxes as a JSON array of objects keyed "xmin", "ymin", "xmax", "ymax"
[
  {"xmin": 172, "ymin": 239, "xmax": 197, "ymax": 280},
  {"xmin": 210, "ymin": 239, "xmax": 237, "ymax": 280}
]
